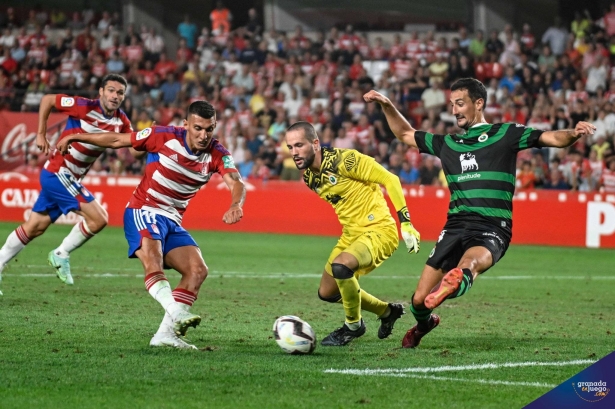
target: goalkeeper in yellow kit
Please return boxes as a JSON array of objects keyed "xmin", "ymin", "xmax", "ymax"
[{"xmin": 285, "ymin": 122, "xmax": 421, "ymax": 346}]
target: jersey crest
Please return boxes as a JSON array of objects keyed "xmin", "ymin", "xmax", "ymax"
[{"xmin": 459, "ymin": 153, "xmax": 479, "ymax": 172}]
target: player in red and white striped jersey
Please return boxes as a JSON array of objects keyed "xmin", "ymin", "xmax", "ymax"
[
  {"xmin": 0, "ymin": 74, "xmax": 133, "ymax": 293},
  {"xmin": 56, "ymin": 101, "xmax": 246, "ymax": 349}
]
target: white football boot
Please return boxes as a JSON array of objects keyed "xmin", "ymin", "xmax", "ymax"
[
  {"xmin": 150, "ymin": 331, "xmax": 198, "ymax": 350},
  {"xmin": 171, "ymin": 309, "xmax": 201, "ymax": 336}
]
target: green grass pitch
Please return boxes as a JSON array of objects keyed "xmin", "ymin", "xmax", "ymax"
[{"xmin": 0, "ymin": 222, "xmax": 613, "ymax": 409}]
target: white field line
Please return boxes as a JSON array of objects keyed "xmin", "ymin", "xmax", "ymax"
[
  {"xmin": 2, "ymin": 267, "xmax": 615, "ymax": 280},
  {"xmin": 324, "ymin": 359, "xmax": 596, "ymax": 388},
  {"xmin": 324, "ymin": 359, "xmax": 595, "ymax": 375},
  {"xmin": 368, "ymin": 373, "xmax": 556, "ymax": 388}
]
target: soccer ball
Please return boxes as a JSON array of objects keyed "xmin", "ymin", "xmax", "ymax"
[{"xmin": 273, "ymin": 315, "xmax": 316, "ymax": 355}]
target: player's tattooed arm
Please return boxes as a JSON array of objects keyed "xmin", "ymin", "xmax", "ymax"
[
  {"xmin": 222, "ymin": 172, "xmax": 246, "ymax": 224},
  {"xmin": 539, "ymin": 121, "xmax": 596, "ymax": 147}
]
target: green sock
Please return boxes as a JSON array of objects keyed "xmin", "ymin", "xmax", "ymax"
[{"xmin": 410, "ymin": 294, "xmax": 433, "ymax": 331}]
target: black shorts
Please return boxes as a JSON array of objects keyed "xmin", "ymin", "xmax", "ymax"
[{"xmin": 426, "ymin": 216, "xmax": 511, "ymax": 272}]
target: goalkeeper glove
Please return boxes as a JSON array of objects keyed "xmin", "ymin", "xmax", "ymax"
[{"xmin": 400, "ymin": 222, "xmax": 421, "ymax": 254}]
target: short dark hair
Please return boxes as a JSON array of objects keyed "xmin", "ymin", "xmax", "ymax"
[
  {"xmin": 451, "ymin": 78, "xmax": 487, "ymax": 104},
  {"xmin": 101, "ymin": 74, "xmax": 128, "ymax": 89},
  {"xmin": 286, "ymin": 121, "xmax": 318, "ymax": 142},
  {"xmin": 187, "ymin": 100, "xmax": 216, "ymax": 120}
]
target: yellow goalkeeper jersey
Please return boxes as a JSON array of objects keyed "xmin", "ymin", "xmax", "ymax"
[{"xmin": 303, "ymin": 147, "xmax": 406, "ymax": 230}]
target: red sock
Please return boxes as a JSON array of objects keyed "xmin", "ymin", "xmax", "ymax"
[
  {"xmin": 172, "ymin": 288, "xmax": 197, "ymax": 307},
  {"xmin": 144, "ymin": 271, "xmax": 167, "ymax": 291}
]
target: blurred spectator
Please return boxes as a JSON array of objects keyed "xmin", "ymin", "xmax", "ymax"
[
  {"xmin": 0, "ymin": 28, "xmax": 16, "ymax": 48},
  {"xmin": 135, "ymin": 110, "xmax": 153, "ymax": 131},
  {"xmin": 106, "ymin": 51, "xmax": 125, "ymax": 73},
  {"xmin": 50, "ymin": 9, "xmax": 67, "ymax": 28},
  {"xmin": 76, "ymin": 26, "xmax": 95, "ymax": 53},
  {"xmin": 543, "ymin": 169, "xmax": 571, "ymax": 189},
  {"xmin": 210, "ymin": 1, "xmax": 232, "ymax": 35},
  {"xmin": 418, "ymin": 156, "xmax": 441, "ymax": 185},
  {"xmin": 178, "ymin": 15, "xmax": 197, "ymax": 50},
  {"xmin": 468, "ymin": 30, "xmax": 486, "ymax": 57},
  {"xmin": 144, "ymin": 28, "xmax": 164, "ymax": 62},
  {"xmin": 599, "ymin": 157, "xmax": 615, "ymax": 193},
  {"xmin": 97, "ymin": 11, "xmax": 112, "ymax": 31},
  {"xmin": 399, "ymin": 161, "xmax": 419, "ymax": 184},
  {"xmin": 0, "ymin": 8, "xmax": 20, "ymax": 29},
  {"xmin": 541, "ymin": 17, "xmax": 568, "ymax": 55},
  {"xmin": 516, "ymin": 160, "xmax": 537, "ymax": 190},
  {"xmin": 154, "ymin": 52, "xmax": 177, "ymax": 78},
  {"xmin": 245, "ymin": 8, "xmax": 262, "ymax": 40}
]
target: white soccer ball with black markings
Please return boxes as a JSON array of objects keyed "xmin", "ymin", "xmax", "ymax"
[{"xmin": 273, "ymin": 315, "xmax": 316, "ymax": 355}]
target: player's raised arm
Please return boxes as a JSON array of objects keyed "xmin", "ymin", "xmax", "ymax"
[
  {"xmin": 36, "ymin": 94, "xmax": 58, "ymax": 155},
  {"xmin": 538, "ymin": 121, "xmax": 596, "ymax": 148},
  {"xmin": 221, "ymin": 172, "xmax": 246, "ymax": 224},
  {"xmin": 56, "ymin": 132, "xmax": 133, "ymax": 154},
  {"xmin": 363, "ymin": 90, "xmax": 418, "ymax": 148}
]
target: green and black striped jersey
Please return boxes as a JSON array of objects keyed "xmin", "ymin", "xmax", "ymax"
[{"xmin": 414, "ymin": 123, "xmax": 544, "ymax": 233}]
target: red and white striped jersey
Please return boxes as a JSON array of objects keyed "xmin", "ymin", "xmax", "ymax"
[
  {"xmin": 601, "ymin": 169, "xmax": 615, "ymax": 193},
  {"xmin": 127, "ymin": 126, "xmax": 238, "ymax": 224},
  {"xmin": 45, "ymin": 95, "xmax": 133, "ymax": 179}
]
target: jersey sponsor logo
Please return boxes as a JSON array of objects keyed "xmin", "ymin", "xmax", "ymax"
[
  {"xmin": 459, "ymin": 153, "xmax": 479, "ymax": 172},
  {"xmin": 222, "ymin": 155, "xmax": 236, "ymax": 169},
  {"xmin": 457, "ymin": 173, "xmax": 481, "ymax": 182},
  {"xmin": 367, "ymin": 214, "xmax": 374, "ymax": 221},
  {"xmin": 136, "ymin": 128, "xmax": 152, "ymax": 140},
  {"xmin": 515, "ymin": 123, "xmax": 524, "ymax": 127},
  {"xmin": 478, "ymin": 133, "xmax": 488, "ymax": 142},
  {"xmin": 344, "ymin": 152, "xmax": 357, "ymax": 171},
  {"xmin": 60, "ymin": 97, "xmax": 75, "ymax": 107},
  {"xmin": 169, "ymin": 154, "xmax": 178, "ymax": 162}
]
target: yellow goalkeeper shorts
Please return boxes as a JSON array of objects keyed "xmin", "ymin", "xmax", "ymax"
[{"xmin": 324, "ymin": 223, "xmax": 399, "ymax": 277}]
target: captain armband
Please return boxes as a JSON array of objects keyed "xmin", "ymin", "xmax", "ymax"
[{"xmin": 397, "ymin": 206, "xmax": 411, "ymax": 223}]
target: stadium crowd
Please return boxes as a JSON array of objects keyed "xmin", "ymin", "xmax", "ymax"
[{"xmin": 1, "ymin": 4, "xmax": 615, "ymax": 193}]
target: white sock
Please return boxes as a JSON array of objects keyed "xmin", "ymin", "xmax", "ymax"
[
  {"xmin": 0, "ymin": 227, "xmax": 31, "ymax": 266},
  {"xmin": 379, "ymin": 306, "xmax": 391, "ymax": 319},
  {"xmin": 55, "ymin": 221, "xmax": 95, "ymax": 258},
  {"xmin": 145, "ymin": 275, "xmax": 183, "ymax": 316},
  {"xmin": 346, "ymin": 320, "xmax": 362, "ymax": 331},
  {"xmin": 158, "ymin": 303, "xmax": 189, "ymax": 333}
]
